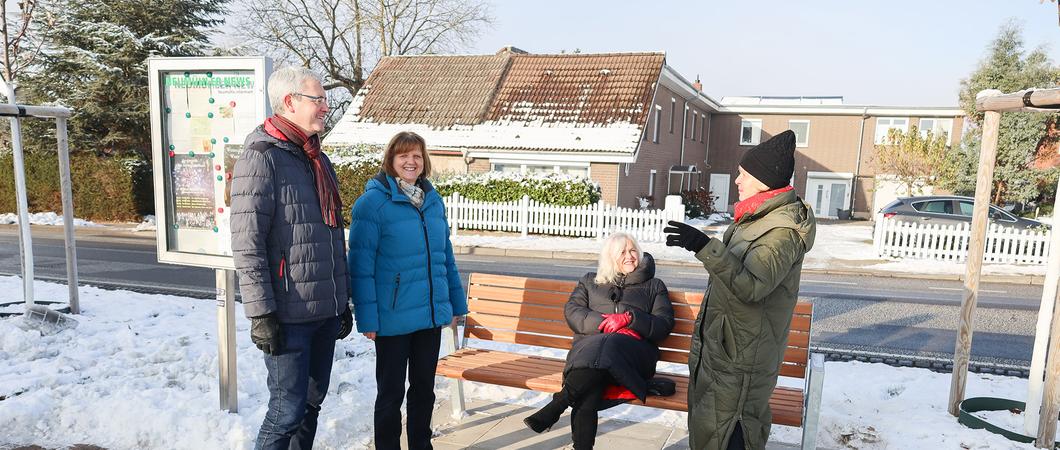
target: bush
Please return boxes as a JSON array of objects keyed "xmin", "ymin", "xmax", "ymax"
[
  {"xmin": 0, "ymin": 151, "xmax": 151, "ymax": 221},
  {"xmin": 327, "ymin": 144, "xmax": 384, "ymax": 225},
  {"xmin": 681, "ymin": 187, "xmax": 717, "ymax": 219},
  {"xmin": 435, "ymin": 171, "xmax": 601, "ymax": 206}
]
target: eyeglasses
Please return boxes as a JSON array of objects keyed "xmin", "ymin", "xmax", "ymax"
[{"xmin": 292, "ymin": 92, "xmax": 327, "ymax": 105}]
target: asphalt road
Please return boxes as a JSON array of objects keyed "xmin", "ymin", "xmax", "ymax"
[{"xmin": 0, "ymin": 225, "xmax": 1046, "ymax": 367}]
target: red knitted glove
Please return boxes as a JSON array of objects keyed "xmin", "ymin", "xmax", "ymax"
[
  {"xmin": 598, "ymin": 312, "xmax": 632, "ymax": 333},
  {"xmin": 614, "ymin": 327, "xmax": 642, "ymax": 340}
]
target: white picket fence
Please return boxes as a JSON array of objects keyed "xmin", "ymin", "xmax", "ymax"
[
  {"xmin": 873, "ymin": 214, "xmax": 1051, "ymax": 264},
  {"xmin": 444, "ymin": 193, "xmax": 685, "ymax": 242}
]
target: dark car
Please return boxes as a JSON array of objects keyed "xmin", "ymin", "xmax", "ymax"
[{"xmin": 879, "ymin": 195, "xmax": 1049, "ymax": 230}]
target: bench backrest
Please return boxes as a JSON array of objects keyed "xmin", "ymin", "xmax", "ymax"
[{"xmin": 463, "ymin": 272, "xmax": 813, "ymax": 379}]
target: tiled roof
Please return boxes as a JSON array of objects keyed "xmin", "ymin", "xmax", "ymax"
[
  {"xmin": 486, "ymin": 53, "xmax": 664, "ymax": 126},
  {"xmin": 354, "ymin": 54, "xmax": 511, "ymax": 127},
  {"xmin": 326, "ymin": 50, "xmax": 666, "ymax": 155}
]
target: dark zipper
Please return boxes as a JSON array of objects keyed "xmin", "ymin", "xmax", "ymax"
[
  {"xmin": 391, "ymin": 273, "xmax": 401, "ymax": 309},
  {"xmin": 415, "ymin": 208, "xmax": 437, "ymax": 328}
]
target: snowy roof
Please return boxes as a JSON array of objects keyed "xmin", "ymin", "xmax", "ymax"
[{"xmin": 324, "ymin": 49, "xmax": 665, "ymax": 155}]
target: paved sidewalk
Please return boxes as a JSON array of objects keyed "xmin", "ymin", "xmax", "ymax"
[{"xmin": 419, "ymin": 398, "xmax": 806, "ymax": 450}]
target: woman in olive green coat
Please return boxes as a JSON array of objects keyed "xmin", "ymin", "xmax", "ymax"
[{"xmin": 665, "ymin": 130, "xmax": 816, "ymax": 450}]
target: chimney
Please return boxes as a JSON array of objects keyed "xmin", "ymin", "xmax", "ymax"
[{"xmin": 692, "ymin": 75, "xmax": 702, "ymax": 93}]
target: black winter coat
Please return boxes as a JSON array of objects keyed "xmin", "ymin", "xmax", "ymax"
[{"xmin": 563, "ymin": 253, "xmax": 675, "ymax": 401}]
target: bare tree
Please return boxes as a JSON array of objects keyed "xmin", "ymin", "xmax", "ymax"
[
  {"xmin": 235, "ymin": 0, "xmax": 492, "ymax": 124},
  {"xmin": 0, "ymin": 0, "xmax": 50, "ymax": 84}
]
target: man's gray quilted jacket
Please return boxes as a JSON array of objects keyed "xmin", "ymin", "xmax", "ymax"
[{"xmin": 230, "ymin": 126, "xmax": 349, "ymax": 323}]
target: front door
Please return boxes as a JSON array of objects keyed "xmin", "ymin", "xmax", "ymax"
[
  {"xmin": 806, "ymin": 177, "xmax": 851, "ymax": 218},
  {"xmin": 709, "ymin": 173, "xmax": 731, "ymax": 213}
]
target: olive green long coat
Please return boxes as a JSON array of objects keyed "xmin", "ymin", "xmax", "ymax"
[{"xmin": 687, "ymin": 191, "xmax": 816, "ymax": 450}]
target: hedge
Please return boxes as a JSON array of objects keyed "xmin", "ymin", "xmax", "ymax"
[
  {"xmin": 0, "ymin": 151, "xmax": 151, "ymax": 222},
  {"xmin": 327, "ymin": 144, "xmax": 384, "ymax": 225},
  {"xmin": 435, "ymin": 171, "xmax": 601, "ymax": 206}
]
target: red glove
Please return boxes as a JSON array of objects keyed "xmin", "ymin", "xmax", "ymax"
[
  {"xmin": 598, "ymin": 312, "xmax": 632, "ymax": 333},
  {"xmin": 615, "ymin": 327, "xmax": 641, "ymax": 340}
]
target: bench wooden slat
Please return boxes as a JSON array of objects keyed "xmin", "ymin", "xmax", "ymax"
[
  {"xmin": 469, "ymin": 284, "xmax": 571, "ymax": 306},
  {"xmin": 471, "ymin": 273, "xmax": 577, "ymax": 293},
  {"xmin": 465, "ymin": 327, "xmax": 573, "ymax": 349},
  {"xmin": 670, "ymin": 304, "xmax": 699, "ymax": 320},
  {"xmin": 466, "ymin": 312, "xmax": 572, "ymax": 337},
  {"xmin": 468, "ymin": 298, "xmax": 564, "ymax": 319}
]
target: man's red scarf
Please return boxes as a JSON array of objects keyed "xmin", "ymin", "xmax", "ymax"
[
  {"xmin": 734, "ymin": 186, "xmax": 794, "ymax": 222},
  {"xmin": 265, "ymin": 115, "xmax": 343, "ymax": 228}
]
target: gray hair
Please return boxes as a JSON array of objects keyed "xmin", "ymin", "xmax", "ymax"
[
  {"xmin": 267, "ymin": 66, "xmax": 323, "ymax": 113},
  {"xmin": 594, "ymin": 232, "xmax": 643, "ymax": 285}
]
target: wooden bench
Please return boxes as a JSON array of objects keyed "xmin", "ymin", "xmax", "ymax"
[{"xmin": 436, "ymin": 273, "xmax": 825, "ymax": 449}]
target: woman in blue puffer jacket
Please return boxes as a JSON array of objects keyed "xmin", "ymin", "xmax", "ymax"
[{"xmin": 348, "ymin": 131, "xmax": 467, "ymax": 450}]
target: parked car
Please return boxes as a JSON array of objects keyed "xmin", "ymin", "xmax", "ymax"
[{"xmin": 878, "ymin": 195, "xmax": 1049, "ymax": 230}]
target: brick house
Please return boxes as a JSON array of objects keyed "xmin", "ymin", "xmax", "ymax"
[{"xmin": 325, "ymin": 47, "xmax": 964, "ymax": 218}]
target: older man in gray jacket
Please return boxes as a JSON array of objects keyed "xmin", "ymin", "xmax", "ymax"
[{"xmin": 231, "ymin": 66, "xmax": 353, "ymax": 450}]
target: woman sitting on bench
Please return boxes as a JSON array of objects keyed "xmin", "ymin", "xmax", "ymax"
[{"xmin": 523, "ymin": 232, "xmax": 675, "ymax": 449}]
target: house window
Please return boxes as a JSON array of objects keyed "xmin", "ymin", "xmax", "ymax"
[
  {"xmin": 874, "ymin": 117, "xmax": 909, "ymax": 144},
  {"xmin": 669, "ymin": 99, "xmax": 675, "ymax": 134},
  {"xmin": 789, "ymin": 120, "xmax": 810, "ymax": 147},
  {"xmin": 648, "ymin": 170, "xmax": 656, "ymax": 197},
  {"xmin": 653, "ymin": 106, "xmax": 661, "ymax": 143},
  {"xmin": 691, "ymin": 111, "xmax": 698, "ymax": 140},
  {"xmin": 700, "ymin": 115, "xmax": 706, "ymax": 143},
  {"xmin": 491, "ymin": 161, "xmax": 590, "ymax": 177},
  {"xmin": 919, "ymin": 118, "xmax": 953, "ymax": 143},
  {"xmin": 740, "ymin": 119, "xmax": 762, "ymax": 146}
]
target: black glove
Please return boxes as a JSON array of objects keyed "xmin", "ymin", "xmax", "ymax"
[
  {"xmin": 336, "ymin": 306, "xmax": 353, "ymax": 340},
  {"xmin": 663, "ymin": 220, "xmax": 711, "ymax": 253},
  {"xmin": 250, "ymin": 313, "xmax": 283, "ymax": 355}
]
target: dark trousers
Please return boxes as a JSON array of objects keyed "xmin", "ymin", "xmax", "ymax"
[
  {"xmin": 530, "ymin": 368, "xmax": 611, "ymax": 450},
  {"xmin": 728, "ymin": 421, "xmax": 745, "ymax": 450},
  {"xmin": 255, "ymin": 315, "xmax": 340, "ymax": 450},
  {"xmin": 374, "ymin": 326, "xmax": 442, "ymax": 450}
]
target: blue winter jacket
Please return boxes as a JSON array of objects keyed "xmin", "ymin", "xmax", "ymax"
[{"xmin": 348, "ymin": 172, "xmax": 468, "ymax": 336}]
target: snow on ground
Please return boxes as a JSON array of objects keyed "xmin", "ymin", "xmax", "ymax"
[
  {"xmin": 134, "ymin": 214, "xmax": 157, "ymax": 232},
  {"xmin": 0, "ymin": 212, "xmax": 102, "ymax": 227},
  {"xmin": 0, "ymin": 276, "xmax": 1048, "ymax": 449}
]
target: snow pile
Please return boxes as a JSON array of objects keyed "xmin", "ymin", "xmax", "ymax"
[
  {"xmin": 0, "ymin": 212, "xmax": 102, "ymax": 227},
  {"xmin": 0, "ymin": 275, "xmax": 1046, "ymax": 449},
  {"xmin": 134, "ymin": 214, "xmax": 157, "ymax": 232}
]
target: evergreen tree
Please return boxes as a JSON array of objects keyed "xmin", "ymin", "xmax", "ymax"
[
  {"xmin": 21, "ymin": 0, "xmax": 226, "ymax": 156},
  {"xmin": 944, "ymin": 21, "xmax": 1060, "ymax": 206}
]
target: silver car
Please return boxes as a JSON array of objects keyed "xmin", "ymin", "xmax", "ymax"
[{"xmin": 879, "ymin": 195, "xmax": 1049, "ymax": 230}]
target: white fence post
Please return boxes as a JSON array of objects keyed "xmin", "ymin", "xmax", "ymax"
[
  {"xmin": 519, "ymin": 195, "xmax": 529, "ymax": 237},
  {"xmin": 872, "ymin": 215, "xmax": 1052, "ymax": 265},
  {"xmin": 664, "ymin": 195, "xmax": 685, "ymax": 223},
  {"xmin": 449, "ymin": 192, "xmax": 460, "ymax": 236}
]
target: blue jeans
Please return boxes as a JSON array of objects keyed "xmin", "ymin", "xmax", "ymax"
[{"xmin": 255, "ymin": 315, "xmax": 340, "ymax": 450}]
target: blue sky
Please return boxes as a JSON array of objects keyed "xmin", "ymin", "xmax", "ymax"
[{"xmin": 470, "ymin": 1, "xmax": 1060, "ymax": 106}]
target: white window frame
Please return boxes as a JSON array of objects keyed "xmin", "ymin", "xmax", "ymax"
[
  {"xmin": 919, "ymin": 118, "xmax": 953, "ymax": 144},
  {"xmin": 653, "ymin": 105, "xmax": 662, "ymax": 143},
  {"xmin": 691, "ymin": 111, "xmax": 698, "ymax": 140},
  {"xmin": 669, "ymin": 98, "xmax": 676, "ymax": 134},
  {"xmin": 740, "ymin": 119, "xmax": 762, "ymax": 146},
  {"xmin": 789, "ymin": 120, "xmax": 810, "ymax": 147},
  {"xmin": 648, "ymin": 169, "xmax": 656, "ymax": 197},
  {"xmin": 874, "ymin": 117, "xmax": 909, "ymax": 144},
  {"xmin": 490, "ymin": 159, "xmax": 591, "ymax": 177}
]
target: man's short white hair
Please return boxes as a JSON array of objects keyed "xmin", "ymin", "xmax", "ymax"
[{"xmin": 268, "ymin": 66, "xmax": 323, "ymax": 113}]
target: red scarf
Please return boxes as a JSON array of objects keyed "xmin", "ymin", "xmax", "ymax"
[
  {"xmin": 265, "ymin": 115, "xmax": 343, "ymax": 228},
  {"xmin": 734, "ymin": 186, "xmax": 793, "ymax": 222}
]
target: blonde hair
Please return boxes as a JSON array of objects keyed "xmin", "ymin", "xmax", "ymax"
[
  {"xmin": 594, "ymin": 233, "xmax": 642, "ymax": 285},
  {"xmin": 383, "ymin": 131, "xmax": 432, "ymax": 179}
]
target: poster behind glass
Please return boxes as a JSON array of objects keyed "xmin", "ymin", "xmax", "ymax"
[{"xmin": 162, "ymin": 70, "xmax": 260, "ymax": 256}]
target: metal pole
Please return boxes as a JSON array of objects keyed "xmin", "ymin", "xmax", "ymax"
[
  {"xmin": 1036, "ymin": 281, "xmax": 1060, "ymax": 447},
  {"xmin": 5, "ymin": 81, "xmax": 33, "ymax": 308},
  {"xmin": 55, "ymin": 117, "xmax": 79, "ymax": 314},
  {"xmin": 948, "ymin": 109, "xmax": 1001, "ymax": 416},
  {"xmin": 216, "ymin": 269, "xmax": 238, "ymax": 412}
]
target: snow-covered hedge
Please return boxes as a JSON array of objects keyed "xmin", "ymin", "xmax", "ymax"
[
  {"xmin": 0, "ymin": 152, "xmax": 150, "ymax": 221},
  {"xmin": 435, "ymin": 171, "xmax": 601, "ymax": 206}
]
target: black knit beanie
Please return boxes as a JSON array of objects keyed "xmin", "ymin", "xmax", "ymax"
[{"xmin": 739, "ymin": 130, "xmax": 796, "ymax": 190}]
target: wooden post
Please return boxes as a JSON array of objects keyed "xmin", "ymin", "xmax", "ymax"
[
  {"xmin": 1037, "ymin": 275, "xmax": 1060, "ymax": 447},
  {"xmin": 55, "ymin": 117, "xmax": 79, "ymax": 314},
  {"xmin": 948, "ymin": 110, "xmax": 1001, "ymax": 416}
]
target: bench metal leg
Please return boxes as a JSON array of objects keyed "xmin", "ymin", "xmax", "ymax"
[
  {"xmin": 801, "ymin": 353, "xmax": 825, "ymax": 450},
  {"xmin": 443, "ymin": 320, "xmax": 466, "ymax": 419}
]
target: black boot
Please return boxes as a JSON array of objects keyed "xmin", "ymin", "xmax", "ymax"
[{"xmin": 524, "ymin": 392, "xmax": 568, "ymax": 433}]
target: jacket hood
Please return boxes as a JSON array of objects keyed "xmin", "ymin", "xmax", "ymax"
[
  {"xmin": 622, "ymin": 252, "xmax": 656, "ymax": 285},
  {"xmin": 742, "ymin": 190, "xmax": 816, "ymax": 253}
]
